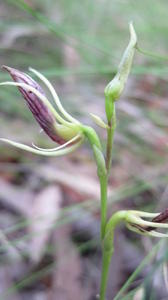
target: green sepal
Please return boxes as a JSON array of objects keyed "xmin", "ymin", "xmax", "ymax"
[{"xmin": 82, "ymin": 125, "xmax": 102, "ymax": 150}]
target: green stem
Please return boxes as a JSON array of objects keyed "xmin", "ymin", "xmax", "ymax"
[
  {"xmin": 100, "ymin": 211, "xmax": 127, "ymax": 300},
  {"xmin": 100, "ymin": 172, "xmax": 108, "ymax": 240},
  {"xmin": 83, "ymin": 125, "xmax": 117, "ymax": 298},
  {"xmin": 105, "ymin": 104, "xmax": 116, "ymax": 177},
  {"xmin": 83, "ymin": 126, "xmax": 108, "ymax": 241},
  {"xmin": 92, "ymin": 145, "xmax": 108, "ymax": 240},
  {"xmin": 100, "ymin": 249, "xmax": 113, "ymax": 300}
]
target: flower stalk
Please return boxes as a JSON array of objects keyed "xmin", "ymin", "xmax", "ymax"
[
  {"xmin": 105, "ymin": 103, "xmax": 116, "ymax": 176},
  {"xmin": 99, "ymin": 22, "xmax": 138, "ymax": 300}
]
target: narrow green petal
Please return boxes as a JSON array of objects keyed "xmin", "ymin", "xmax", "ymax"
[
  {"xmin": 0, "ymin": 138, "xmax": 83, "ymax": 156},
  {"xmin": 126, "ymin": 223, "xmax": 167, "ymax": 238},
  {"xmin": 32, "ymin": 134, "xmax": 82, "ymax": 152},
  {"xmin": 29, "ymin": 68, "xmax": 79, "ymax": 124},
  {"xmin": 134, "ymin": 218, "xmax": 168, "ymax": 229},
  {"xmin": 129, "ymin": 210, "xmax": 159, "ymax": 218},
  {"xmin": 148, "ymin": 231, "xmax": 168, "ymax": 238}
]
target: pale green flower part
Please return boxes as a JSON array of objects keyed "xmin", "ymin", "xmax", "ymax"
[
  {"xmin": 32, "ymin": 133, "xmax": 82, "ymax": 152},
  {"xmin": 0, "ymin": 137, "xmax": 84, "ymax": 156},
  {"xmin": 90, "ymin": 113, "xmax": 108, "ymax": 129}
]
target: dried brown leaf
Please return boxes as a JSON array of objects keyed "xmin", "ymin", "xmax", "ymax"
[
  {"xmin": 28, "ymin": 185, "xmax": 61, "ymax": 264},
  {"xmin": 49, "ymin": 226, "xmax": 84, "ymax": 300},
  {"xmin": 0, "ymin": 179, "xmax": 33, "ymax": 216},
  {"xmin": 36, "ymin": 165, "xmax": 100, "ymax": 199}
]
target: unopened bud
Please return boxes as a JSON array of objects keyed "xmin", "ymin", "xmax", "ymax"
[{"xmin": 105, "ymin": 23, "xmax": 137, "ymax": 121}]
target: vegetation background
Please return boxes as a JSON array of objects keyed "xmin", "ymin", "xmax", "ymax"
[{"xmin": 0, "ymin": 1, "xmax": 168, "ymax": 299}]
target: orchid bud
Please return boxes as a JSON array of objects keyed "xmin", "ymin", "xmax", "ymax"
[{"xmin": 105, "ymin": 23, "xmax": 137, "ymax": 121}]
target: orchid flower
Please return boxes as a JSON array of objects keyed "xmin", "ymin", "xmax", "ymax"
[
  {"xmin": 104, "ymin": 209, "xmax": 168, "ymax": 253},
  {"xmin": 0, "ymin": 66, "xmax": 86, "ymax": 156},
  {"xmin": 125, "ymin": 209, "xmax": 168, "ymax": 238}
]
